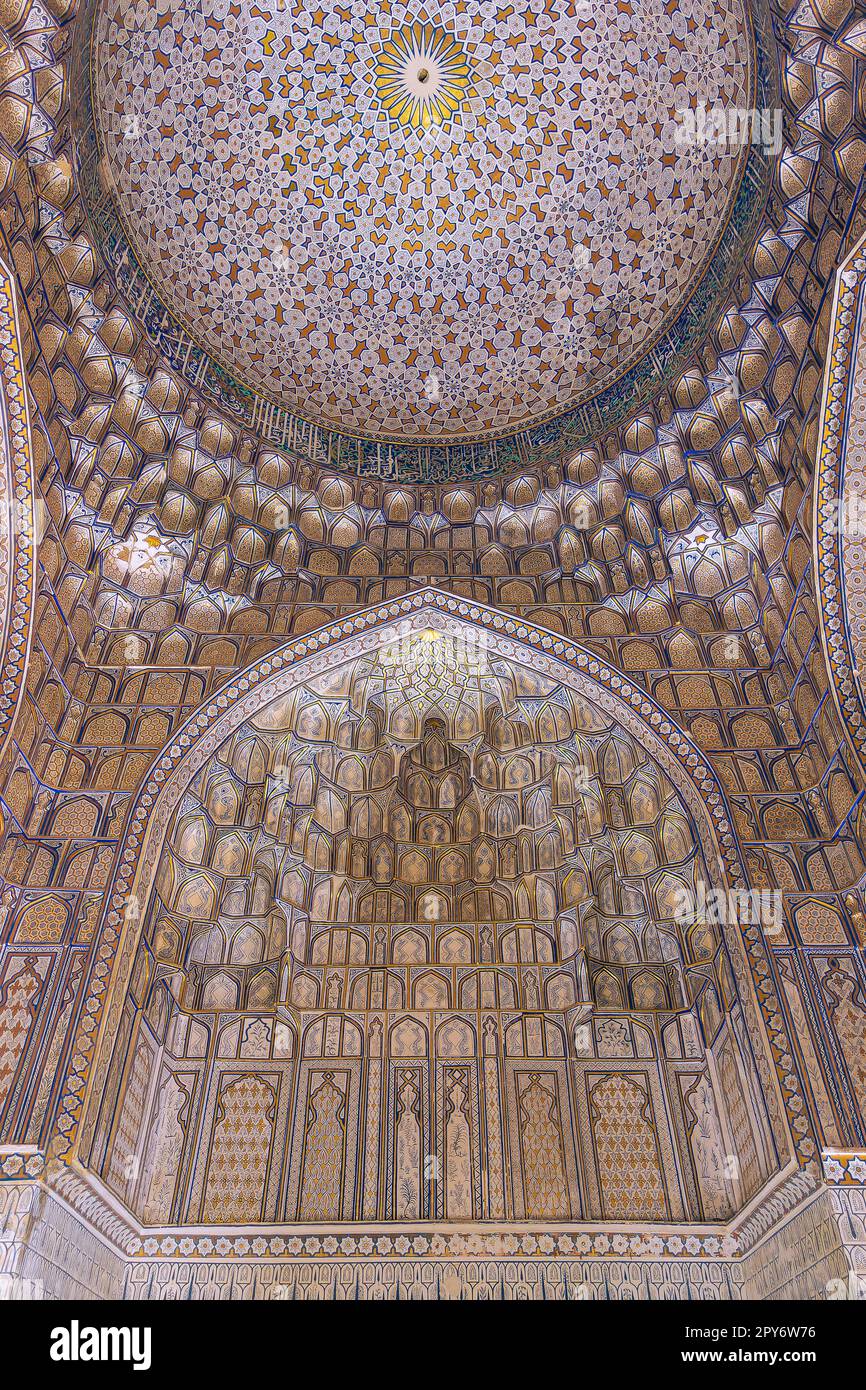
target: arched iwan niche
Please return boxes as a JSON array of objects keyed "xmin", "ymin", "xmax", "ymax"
[{"xmin": 73, "ymin": 593, "xmax": 792, "ymax": 1230}]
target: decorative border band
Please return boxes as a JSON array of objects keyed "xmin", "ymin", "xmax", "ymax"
[
  {"xmin": 815, "ymin": 235, "xmax": 866, "ymax": 780},
  {"xmin": 821, "ymin": 1150, "xmax": 866, "ymax": 1185},
  {"xmin": 11, "ymin": 1154, "xmax": 819, "ymax": 1264},
  {"xmin": 0, "ymin": 249, "xmax": 37, "ymax": 780}
]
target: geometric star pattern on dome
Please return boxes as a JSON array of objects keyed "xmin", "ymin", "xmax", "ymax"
[{"xmin": 89, "ymin": 0, "xmax": 757, "ymax": 449}]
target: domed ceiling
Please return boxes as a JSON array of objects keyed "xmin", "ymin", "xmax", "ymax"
[{"xmin": 76, "ymin": 0, "xmax": 774, "ymax": 479}]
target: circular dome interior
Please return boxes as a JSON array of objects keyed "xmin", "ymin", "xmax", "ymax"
[{"xmin": 79, "ymin": 0, "xmax": 772, "ymax": 478}]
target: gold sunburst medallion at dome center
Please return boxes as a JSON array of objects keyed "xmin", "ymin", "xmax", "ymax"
[{"xmin": 373, "ymin": 22, "xmax": 473, "ymax": 131}]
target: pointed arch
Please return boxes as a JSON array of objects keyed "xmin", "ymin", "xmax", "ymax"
[{"xmin": 65, "ymin": 589, "xmax": 794, "ymax": 1183}]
